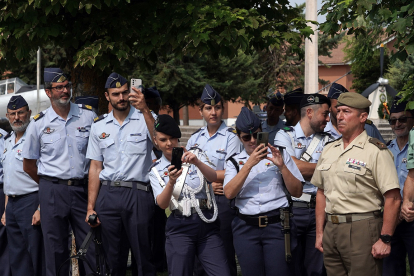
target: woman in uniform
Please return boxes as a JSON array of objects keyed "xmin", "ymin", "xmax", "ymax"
[
  {"xmin": 223, "ymin": 107, "xmax": 304, "ymax": 276},
  {"xmin": 149, "ymin": 114, "xmax": 230, "ymax": 276},
  {"xmin": 186, "ymin": 84, "xmax": 241, "ymax": 276}
]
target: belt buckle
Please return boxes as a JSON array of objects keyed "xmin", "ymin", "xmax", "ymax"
[
  {"xmin": 258, "ymin": 215, "xmax": 268, "ymax": 227},
  {"xmin": 68, "ymin": 180, "xmax": 73, "ymax": 186},
  {"xmin": 331, "ymin": 215, "xmax": 339, "ymax": 224},
  {"xmin": 114, "ymin": 181, "xmax": 120, "ymax": 186}
]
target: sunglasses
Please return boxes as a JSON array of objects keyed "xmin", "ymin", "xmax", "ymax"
[
  {"xmin": 240, "ymin": 132, "xmax": 258, "ymax": 142},
  {"xmin": 388, "ymin": 117, "xmax": 413, "ymax": 125}
]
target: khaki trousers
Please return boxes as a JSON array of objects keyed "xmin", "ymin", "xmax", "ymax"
[{"xmin": 323, "ymin": 217, "xmax": 383, "ymax": 276}]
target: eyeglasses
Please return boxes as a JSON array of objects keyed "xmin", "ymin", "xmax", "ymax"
[
  {"xmin": 240, "ymin": 132, "xmax": 259, "ymax": 142},
  {"xmin": 388, "ymin": 117, "xmax": 414, "ymax": 125},
  {"xmin": 51, "ymin": 83, "xmax": 72, "ymax": 92}
]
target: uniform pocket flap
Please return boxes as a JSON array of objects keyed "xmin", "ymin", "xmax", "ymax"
[
  {"xmin": 317, "ymin": 163, "xmax": 332, "ymax": 171},
  {"xmin": 99, "ymin": 138, "xmax": 115, "ymax": 149},
  {"xmin": 127, "ymin": 135, "xmax": 146, "ymax": 143},
  {"xmin": 41, "ymin": 133, "xmax": 61, "ymax": 144}
]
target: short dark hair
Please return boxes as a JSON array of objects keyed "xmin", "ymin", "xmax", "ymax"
[{"xmin": 44, "ymin": 81, "xmax": 53, "ymax": 90}]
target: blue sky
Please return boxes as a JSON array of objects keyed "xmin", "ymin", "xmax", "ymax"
[{"xmin": 289, "ymin": 0, "xmax": 326, "ymax": 23}]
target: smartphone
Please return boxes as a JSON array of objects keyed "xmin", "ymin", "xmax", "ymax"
[
  {"xmin": 256, "ymin": 132, "xmax": 269, "ymax": 146},
  {"xmin": 171, "ymin": 147, "xmax": 184, "ymax": 171},
  {"xmin": 130, "ymin": 78, "xmax": 142, "ymax": 94}
]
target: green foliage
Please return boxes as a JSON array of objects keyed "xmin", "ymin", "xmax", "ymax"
[
  {"xmin": 320, "ymin": 0, "xmax": 414, "ymax": 61},
  {"xmin": 384, "ymin": 55, "xmax": 414, "ymax": 92},
  {"xmin": 342, "ymin": 29, "xmax": 390, "ymax": 93}
]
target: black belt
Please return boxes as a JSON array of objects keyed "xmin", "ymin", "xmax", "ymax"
[
  {"xmin": 41, "ymin": 176, "xmax": 87, "ymax": 186},
  {"xmin": 101, "ymin": 180, "xmax": 151, "ymax": 192},
  {"xmin": 238, "ymin": 212, "xmax": 281, "ymax": 227},
  {"xmin": 292, "ymin": 195, "xmax": 316, "ymax": 209},
  {"xmin": 8, "ymin": 191, "xmax": 38, "ymax": 199}
]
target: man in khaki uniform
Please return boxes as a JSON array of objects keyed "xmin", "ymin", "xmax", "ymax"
[{"xmin": 312, "ymin": 92, "xmax": 401, "ymax": 276}]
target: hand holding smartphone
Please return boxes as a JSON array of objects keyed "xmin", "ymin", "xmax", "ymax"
[
  {"xmin": 130, "ymin": 78, "xmax": 142, "ymax": 94},
  {"xmin": 256, "ymin": 132, "xmax": 269, "ymax": 146}
]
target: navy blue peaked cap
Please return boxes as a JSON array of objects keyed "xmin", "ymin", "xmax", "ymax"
[
  {"xmin": 269, "ymin": 92, "xmax": 284, "ymax": 106},
  {"xmin": 328, "ymin": 83, "xmax": 348, "ymax": 99},
  {"xmin": 300, "ymin": 93, "xmax": 331, "ymax": 109},
  {"xmin": 390, "ymin": 97, "xmax": 408, "ymax": 114},
  {"xmin": 284, "ymin": 88, "xmax": 304, "ymax": 106},
  {"xmin": 201, "ymin": 84, "xmax": 221, "ymax": 105},
  {"xmin": 105, "ymin": 72, "xmax": 128, "ymax": 89},
  {"xmin": 7, "ymin": 95, "xmax": 28, "ymax": 110},
  {"xmin": 144, "ymin": 86, "xmax": 161, "ymax": 99},
  {"xmin": 75, "ymin": 96, "xmax": 99, "ymax": 110},
  {"xmin": 44, "ymin": 68, "xmax": 68, "ymax": 83},
  {"xmin": 155, "ymin": 115, "xmax": 181, "ymax": 138},
  {"xmin": 236, "ymin": 107, "xmax": 261, "ymax": 134}
]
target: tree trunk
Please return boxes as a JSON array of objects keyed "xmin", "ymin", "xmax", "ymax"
[
  {"xmin": 182, "ymin": 105, "xmax": 189, "ymax": 125},
  {"xmin": 67, "ymin": 62, "xmax": 108, "ymax": 115},
  {"xmin": 172, "ymin": 105, "xmax": 180, "ymax": 125}
]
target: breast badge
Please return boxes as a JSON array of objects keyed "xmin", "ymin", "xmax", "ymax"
[
  {"xmin": 43, "ymin": 127, "xmax": 55, "ymax": 134},
  {"xmin": 99, "ymin": 132, "xmax": 110, "ymax": 139}
]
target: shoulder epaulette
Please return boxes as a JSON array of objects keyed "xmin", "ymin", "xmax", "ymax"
[
  {"xmin": 3, "ymin": 132, "xmax": 12, "ymax": 140},
  {"xmin": 93, "ymin": 114, "xmax": 107, "ymax": 123},
  {"xmin": 386, "ymin": 140, "xmax": 392, "ymax": 146},
  {"xmin": 33, "ymin": 112, "xmax": 44, "ymax": 122},
  {"xmin": 369, "ymin": 137, "xmax": 387, "ymax": 150},
  {"xmin": 366, "ymin": 119, "xmax": 373, "ymax": 125},
  {"xmin": 149, "ymin": 160, "xmax": 161, "ymax": 171},
  {"xmin": 79, "ymin": 104, "xmax": 93, "ymax": 111},
  {"xmin": 226, "ymin": 152, "xmax": 239, "ymax": 162},
  {"xmin": 282, "ymin": 126, "xmax": 293, "ymax": 132},
  {"xmin": 191, "ymin": 128, "xmax": 202, "ymax": 136},
  {"xmin": 325, "ymin": 137, "xmax": 341, "ymax": 146},
  {"xmin": 227, "ymin": 127, "xmax": 237, "ymax": 135}
]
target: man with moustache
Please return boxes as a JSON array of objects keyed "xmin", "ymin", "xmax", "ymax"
[
  {"xmin": 324, "ymin": 83, "xmax": 385, "ymax": 142},
  {"xmin": 275, "ymin": 93, "xmax": 333, "ymax": 276},
  {"xmin": 1, "ymin": 96, "xmax": 44, "ymax": 276},
  {"xmin": 22, "ymin": 68, "xmax": 97, "ymax": 276},
  {"xmin": 85, "ymin": 73, "xmax": 156, "ymax": 275},
  {"xmin": 384, "ymin": 98, "xmax": 414, "ymax": 275},
  {"xmin": 313, "ymin": 92, "xmax": 400, "ymax": 276}
]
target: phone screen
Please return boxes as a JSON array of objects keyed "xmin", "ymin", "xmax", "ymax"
[{"xmin": 256, "ymin": 132, "xmax": 269, "ymax": 146}]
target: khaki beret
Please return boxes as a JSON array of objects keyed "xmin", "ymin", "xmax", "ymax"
[{"xmin": 337, "ymin": 92, "xmax": 371, "ymax": 109}]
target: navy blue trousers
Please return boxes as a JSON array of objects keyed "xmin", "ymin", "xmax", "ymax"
[
  {"xmin": 0, "ymin": 187, "xmax": 11, "ymax": 276},
  {"xmin": 383, "ymin": 220, "xmax": 414, "ymax": 276},
  {"xmin": 292, "ymin": 206, "xmax": 325, "ymax": 276},
  {"xmin": 232, "ymin": 210, "xmax": 298, "ymax": 276},
  {"xmin": 96, "ymin": 184, "xmax": 155, "ymax": 276},
  {"xmin": 6, "ymin": 192, "xmax": 44, "ymax": 276},
  {"xmin": 166, "ymin": 210, "xmax": 230, "ymax": 276},
  {"xmin": 39, "ymin": 178, "xmax": 95, "ymax": 276}
]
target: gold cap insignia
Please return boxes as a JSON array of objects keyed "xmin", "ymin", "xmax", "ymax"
[
  {"xmin": 116, "ymin": 82, "xmax": 121, "ymax": 88},
  {"xmin": 57, "ymin": 75, "xmax": 66, "ymax": 83},
  {"xmin": 211, "ymin": 99, "xmax": 215, "ymax": 106}
]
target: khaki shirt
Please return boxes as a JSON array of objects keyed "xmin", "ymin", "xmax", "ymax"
[{"xmin": 311, "ymin": 131, "xmax": 400, "ymax": 214}]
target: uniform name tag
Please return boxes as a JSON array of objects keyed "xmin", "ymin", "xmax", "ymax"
[
  {"xmin": 348, "ymin": 164, "xmax": 361, "ymax": 170},
  {"xmin": 130, "ymin": 133, "xmax": 142, "ymax": 136}
]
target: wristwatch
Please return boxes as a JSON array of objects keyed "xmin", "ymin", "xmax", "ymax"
[{"xmin": 380, "ymin": 234, "xmax": 392, "ymax": 243}]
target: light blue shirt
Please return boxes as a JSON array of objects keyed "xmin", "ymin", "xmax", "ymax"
[
  {"xmin": 186, "ymin": 122, "xmax": 242, "ymax": 170},
  {"xmin": 23, "ymin": 103, "xmax": 96, "ymax": 179},
  {"xmin": 223, "ymin": 149, "xmax": 304, "ymax": 215},
  {"xmin": 324, "ymin": 120, "xmax": 385, "ymax": 143},
  {"xmin": 0, "ymin": 128, "xmax": 9, "ymax": 184},
  {"xmin": 149, "ymin": 154, "xmax": 208, "ymax": 203},
  {"xmin": 274, "ymin": 122, "xmax": 333, "ymax": 195},
  {"xmin": 2, "ymin": 132, "xmax": 38, "ymax": 196},
  {"xmin": 86, "ymin": 107, "xmax": 155, "ymax": 182},
  {"xmin": 387, "ymin": 138, "xmax": 408, "ymax": 198},
  {"xmin": 261, "ymin": 119, "xmax": 285, "ymax": 146}
]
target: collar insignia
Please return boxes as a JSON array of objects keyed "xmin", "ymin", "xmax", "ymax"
[
  {"xmin": 99, "ymin": 132, "xmax": 110, "ymax": 139},
  {"xmin": 43, "ymin": 127, "xmax": 55, "ymax": 134}
]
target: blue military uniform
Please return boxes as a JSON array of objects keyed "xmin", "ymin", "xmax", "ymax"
[
  {"xmin": 22, "ymin": 68, "xmax": 97, "ymax": 276},
  {"xmin": 0, "ymin": 128, "xmax": 10, "ymax": 276},
  {"xmin": 224, "ymin": 107, "xmax": 304, "ymax": 276},
  {"xmin": 383, "ymin": 98, "xmax": 414, "ymax": 276},
  {"xmin": 86, "ymin": 73, "xmax": 156, "ymax": 276},
  {"xmin": 274, "ymin": 94, "xmax": 333, "ymax": 276},
  {"xmin": 325, "ymin": 83, "xmax": 385, "ymax": 142},
  {"xmin": 186, "ymin": 84, "xmax": 241, "ymax": 276},
  {"xmin": 149, "ymin": 114, "xmax": 230, "ymax": 276},
  {"xmin": 2, "ymin": 96, "xmax": 44, "ymax": 276}
]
